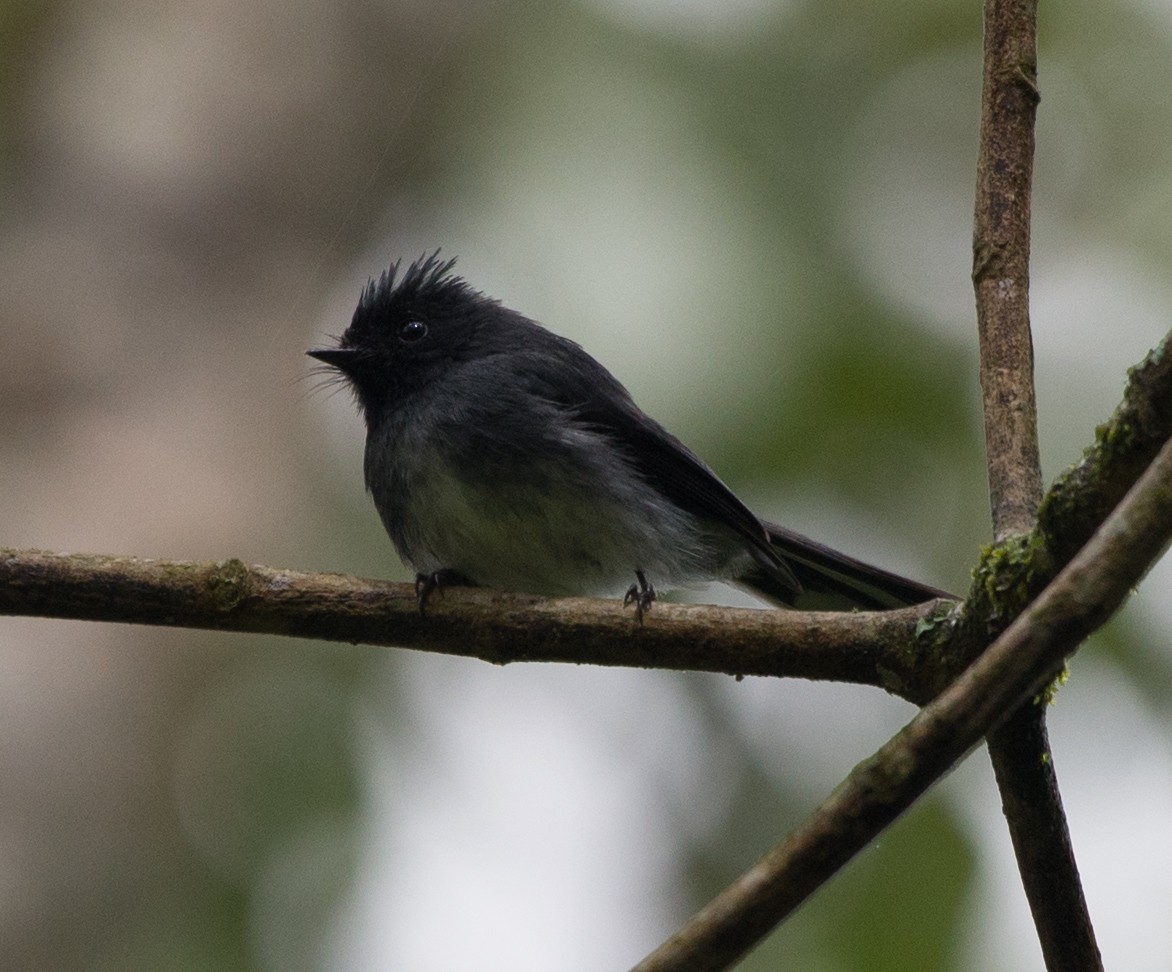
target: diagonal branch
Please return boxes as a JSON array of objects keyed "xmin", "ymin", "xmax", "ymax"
[
  {"xmin": 1038, "ymin": 335, "xmax": 1172, "ymax": 565},
  {"xmin": 630, "ymin": 428, "xmax": 1172, "ymax": 972},
  {"xmin": 956, "ymin": 330, "xmax": 1171, "ymax": 655}
]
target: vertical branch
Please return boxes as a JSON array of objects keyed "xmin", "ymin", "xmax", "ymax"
[
  {"xmin": 972, "ymin": 0, "xmax": 1043, "ymax": 539},
  {"xmin": 972, "ymin": 2, "xmax": 1103, "ymax": 969},
  {"xmin": 988, "ymin": 707, "xmax": 1102, "ymax": 970}
]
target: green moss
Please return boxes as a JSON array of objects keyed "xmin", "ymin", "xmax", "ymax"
[
  {"xmin": 207, "ymin": 558, "xmax": 250, "ymax": 612},
  {"xmin": 1034, "ymin": 664, "xmax": 1069, "ymax": 707},
  {"xmin": 968, "ymin": 534, "xmax": 1050, "ymax": 627},
  {"xmin": 914, "ymin": 607, "xmax": 956, "ymax": 641}
]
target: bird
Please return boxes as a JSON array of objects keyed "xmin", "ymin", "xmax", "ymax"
[{"xmin": 307, "ymin": 252, "xmax": 947, "ymax": 617}]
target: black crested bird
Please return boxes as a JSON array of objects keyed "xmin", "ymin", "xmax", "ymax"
[{"xmin": 308, "ymin": 253, "xmax": 947, "ymax": 616}]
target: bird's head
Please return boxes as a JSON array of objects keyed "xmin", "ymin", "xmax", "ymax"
[{"xmin": 307, "ymin": 251, "xmax": 501, "ymax": 419}]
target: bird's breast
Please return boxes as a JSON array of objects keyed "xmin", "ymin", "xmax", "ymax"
[{"xmin": 361, "ymin": 405, "xmax": 738, "ymax": 598}]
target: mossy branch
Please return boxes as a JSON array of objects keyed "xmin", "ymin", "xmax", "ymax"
[{"xmin": 632, "ymin": 423, "xmax": 1172, "ymax": 972}]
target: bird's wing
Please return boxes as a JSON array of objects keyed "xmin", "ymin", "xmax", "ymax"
[{"xmin": 510, "ymin": 345, "xmax": 802, "ymax": 598}]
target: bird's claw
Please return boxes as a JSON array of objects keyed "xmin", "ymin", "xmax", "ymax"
[
  {"xmin": 414, "ymin": 569, "xmax": 472, "ymax": 615},
  {"xmin": 623, "ymin": 570, "xmax": 656, "ymax": 623}
]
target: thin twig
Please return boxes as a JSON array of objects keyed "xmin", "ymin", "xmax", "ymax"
[{"xmin": 630, "ymin": 432, "xmax": 1172, "ymax": 972}]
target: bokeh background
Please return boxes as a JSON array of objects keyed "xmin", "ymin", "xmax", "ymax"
[{"xmin": 2, "ymin": 0, "xmax": 1171, "ymax": 968}]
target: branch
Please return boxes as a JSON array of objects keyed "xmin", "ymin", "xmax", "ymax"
[
  {"xmin": 973, "ymin": 0, "xmax": 1043, "ymax": 540},
  {"xmin": 1, "ymin": 336, "xmax": 1167, "ymax": 970},
  {"xmin": 630, "ymin": 429, "xmax": 1172, "ymax": 972},
  {"xmin": 971, "ymin": 2, "xmax": 1102, "ymax": 966},
  {"xmin": 987, "ymin": 707, "xmax": 1101, "ymax": 970},
  {"xmin": 0, "ymin": 335, "xmax": 1166, "ymax": 698},
  {"xmin": 1039, "ymin": 334, "xmax": 1172, "ymax": 566},
  {"xmin": 959, "ymin": 330, "xmax": 1172, "ymax": 642},
  {"xmin": 0, "ymin": 550, "xmax": 943, "ymax": 688}
]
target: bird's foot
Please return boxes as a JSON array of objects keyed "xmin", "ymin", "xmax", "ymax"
[
  {"xmin": 414, "ymin": 569, "xmax": 473, "ymax": 615},
  {"xmin": 623, "ymin": 570, "xmax": 656, "ymax": 624}
]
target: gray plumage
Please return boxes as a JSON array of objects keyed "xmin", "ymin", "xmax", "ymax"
[{"xmin": 308, "ymin": 253, "xmax": 946, "ymax": 612}]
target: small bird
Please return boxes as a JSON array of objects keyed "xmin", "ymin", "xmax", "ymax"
[{"xmin": 308, "ymin": 253, "xmax": 946, "ymax": 616}]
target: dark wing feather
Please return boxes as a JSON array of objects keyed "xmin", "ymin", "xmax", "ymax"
[
  {"xmin": 507, "ymin": 340, "xmax": 801, "ymax": 598},
  {"xmin": 501, "ymin": 327, "xmax": 947, "ymax": 611},
  {"xmin": 745, "ymin": 521, "xmax": 953, "ymax": 610}
]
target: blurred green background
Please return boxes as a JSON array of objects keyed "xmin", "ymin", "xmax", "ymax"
[{"xmin": 1, "ymin": 0, "xmax": 1170, "ymax": 969}]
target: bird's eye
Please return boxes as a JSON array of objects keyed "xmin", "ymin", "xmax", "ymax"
[{"xmin": 398, "ymin": 320, "xmax": 428, "ymax": 343}]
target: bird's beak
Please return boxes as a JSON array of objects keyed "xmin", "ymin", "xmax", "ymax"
[{"xmin": 306, "ymin": 346, "xmax": 358, "ymax": 369}]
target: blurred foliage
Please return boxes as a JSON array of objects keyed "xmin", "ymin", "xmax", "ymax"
[
  {"xmin": 1, "ymin": 0, "xmax": 1170, "ymax": 969},
  {"xmin": 747, "ymin": 798, "xmax": 976, "ymax": 972}
]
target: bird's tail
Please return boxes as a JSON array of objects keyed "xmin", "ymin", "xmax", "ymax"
[{"xmin": 739, "ymin": 520, "xmax": 952, "ymax": 611}]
